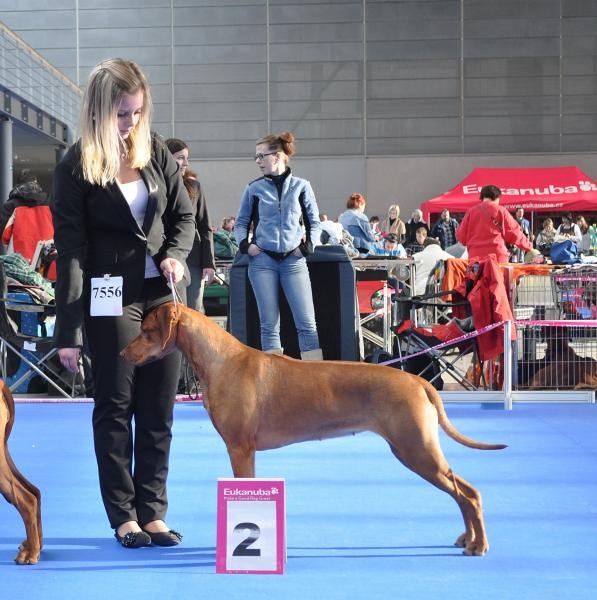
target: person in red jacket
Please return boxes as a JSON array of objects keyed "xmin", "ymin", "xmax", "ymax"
[{"xmin": 456, "ymin": 185, "xmax": 532, "ymax": 264}]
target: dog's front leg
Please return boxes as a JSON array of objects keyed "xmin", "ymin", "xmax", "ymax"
[{"xmin": 227, "ymin": 445, "xmax": 256, "ymax": 478}]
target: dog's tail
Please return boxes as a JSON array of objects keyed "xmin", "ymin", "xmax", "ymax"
[{"xmin": 423, "ymin": 381, "xmax": 507, "ymax": 450}]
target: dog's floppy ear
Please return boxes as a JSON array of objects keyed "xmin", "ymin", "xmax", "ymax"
[{"xmin": 158, "ymin": 302, "xmax": 179, "ymax": 352}]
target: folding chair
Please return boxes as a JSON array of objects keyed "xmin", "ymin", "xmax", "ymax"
[
  {"xmin": 392, "ymin": 289, "xmax": 487, "ymax": 390},
  {"xmin": 0, "ymin": 262, "xmax": 83, "ymax": 397},
  {"xmin": 391, "ymin": 255, "xmax": 515, "ymax": 391}
]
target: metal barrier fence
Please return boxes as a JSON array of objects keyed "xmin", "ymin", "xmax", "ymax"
[{"xmin": 392, "ymin": 264, "xmax": 597, "ymax": 407}]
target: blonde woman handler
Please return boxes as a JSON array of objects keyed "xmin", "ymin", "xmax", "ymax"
[
  {"xmin": 235, "ymin": 132, "xmax": 323, "ymax": 359},
  {"xmin": 52, "ymin": 58, "xmax": 195, "ymax": 548}
]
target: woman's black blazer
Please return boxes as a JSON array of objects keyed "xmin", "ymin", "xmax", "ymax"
[{"xmin": 51, "ymin": 135, "xmax": 195, "ymax": 349}]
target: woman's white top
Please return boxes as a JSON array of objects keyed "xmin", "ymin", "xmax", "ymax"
[{"xmin": 117, "ymin": 178, "xmax": 160, "ymax": 278}]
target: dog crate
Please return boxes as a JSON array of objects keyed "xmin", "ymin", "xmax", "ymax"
[
  {"xmin": 512, "ymin": 272, "xmax": 560, "ymax": 321},
  {"xmin": 514, "ymin": 321, "xmax": 597, "ymax": 391},
  {"xmin": 551, "ymin": 265, "xmax": 597, "ymax": 320}
]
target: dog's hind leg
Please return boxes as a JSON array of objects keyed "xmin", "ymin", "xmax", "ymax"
[
  {"xmin": 7, "ymin": 452, "xmax": 42, "ymax": 564},
  {"xmin": 387, "ymin": 441, "xmax": 489, "ymax": 556},
  {"xmin": 0, "ymin": 446, "xmax": 42, "ymax": 564}
]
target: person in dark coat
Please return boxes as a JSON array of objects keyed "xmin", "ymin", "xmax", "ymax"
[
  {"xmin": 165, "ymin": 138, "xmax": 216, "ymax": 312},
  {"xmin": 0, "ymin": 170, "xmax": 49, "ymax": 240}
]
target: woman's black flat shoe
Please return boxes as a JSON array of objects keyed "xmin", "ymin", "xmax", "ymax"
[
  {"xmin": 114, "ymin": 530, "xmax": 152, "ymax": 548},
  {"xmin": 144, "ymin": 529, "xmax": 183, "ymax": 547}
]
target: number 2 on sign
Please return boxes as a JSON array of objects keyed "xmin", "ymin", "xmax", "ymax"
[{"xmin": 232, "ymin": 522, "xmax": 261, "ymax": 557}]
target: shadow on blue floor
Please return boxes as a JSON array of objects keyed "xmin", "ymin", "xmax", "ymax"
[{"xmin": 1, "ymin": 402, "xmax": 597, "ymax": 599}]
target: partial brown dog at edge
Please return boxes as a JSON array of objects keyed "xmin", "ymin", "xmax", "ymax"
[
  {"xmin": 0, "ymin": 379, "xmax": 43, "ymax": 564},
  {"xmin": 122, "ymin": 303, "xmax": 507, "ymax": 556}
]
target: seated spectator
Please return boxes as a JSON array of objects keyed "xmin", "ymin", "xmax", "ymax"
[
  {"xmin": 555, "ymin": 213, "xmax": 582, "ymax": 250},
  {"xmin": 369, "ymin": 233, "xmax": 406, "ymax": 257},
  {"xmin": 369, "ymin": 215, "xmax": 382, "ymax": 242},
  {"xmin": 411, "ymin": 237, "xmax": 454, "ymax": 296},
  {"xmin": 213, "ymin": 229, "xmax": 239, "ymax": 259},
  {"xmin": 405, "ymin": 225, "xmax": 428, "ymax": 256},
  {"xmin": 319, "ymin": 217, "xmax": 344, "ymax": 245},
  {"xmin": 221, "ymin": 216, "xmax": 235, "ymax": 234},
  {"xmin": 405, "ymin": 209, "xmax": 429, "ymax": 246},
  {"xmin": 535, "ymin": 217, "xmax": 556, "ymax": 257},
  {"xmin": 339, "ymin": 192, "xmax": 376, "ymax": 254},
  {"xmin": 319, "ymin": 217, "xmax": 359, "ymax": 258}
]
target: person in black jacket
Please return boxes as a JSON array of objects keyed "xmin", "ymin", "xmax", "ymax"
[
  {"xmin": 430, "ymin": 208, "xmax": 459, "ymax": 249},
  {"xmin": 51, "ymin": 58, "xmax": 195, "ymax": 549},
  {"xmin": 165, "ymin": 138, "xmax": 215, "ymax": 312}
]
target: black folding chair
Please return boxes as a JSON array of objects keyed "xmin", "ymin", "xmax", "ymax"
[{"xmin": 0, "ymin": 262, "xmax": 84, "ymax": 397}]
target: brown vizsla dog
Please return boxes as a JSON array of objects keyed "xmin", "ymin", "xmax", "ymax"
[
  {"xmin": 122, "ymin": 303, "xmax": 507, "ymax": 556},
  {"xmin": 0, "ymin": 379, "xmax": 42, "ymax": 564}
]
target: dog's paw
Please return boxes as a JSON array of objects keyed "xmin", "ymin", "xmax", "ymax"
[
  {"xmin": 15, "ymin": 541, "xmax": 40, "ymax": 565},
  {"xmin": 462, "ymin": 542, "xmax": 488, "ymax": 557},
  {"xmin": 454, "ymin": 533, "xmax": 488, "ymax": 556}
]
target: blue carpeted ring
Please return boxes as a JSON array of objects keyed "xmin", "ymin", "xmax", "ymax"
[{"xmin": 1, "ymin": 402, "xmax": 597, "ymax": 599}]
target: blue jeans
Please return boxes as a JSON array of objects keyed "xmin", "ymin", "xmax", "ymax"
[{"xmin": 248, "ymin": 251, "xmax": 320, "ymax": 352}]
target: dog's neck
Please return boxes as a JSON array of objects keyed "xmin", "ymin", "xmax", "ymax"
[{"xmin": 176, "ymin": 307, "xmax": 245, "ymax": 383}]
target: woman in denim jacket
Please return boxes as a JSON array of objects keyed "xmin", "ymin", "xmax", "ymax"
[{"xmin": 235, "ymin": 131, "xmax": 323, "ymax": 360}]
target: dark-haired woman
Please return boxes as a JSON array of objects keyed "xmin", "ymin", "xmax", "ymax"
[
  {"xmin": 235, "ymin": 131, "xmax": 322, "ymax": 360},
  {"xmin": 457, "ymin": 185, "xmax": 532, "ymax": 263},
  {"xmin": 165, "ymin": 138, "xmax": 215, "ymax": 311}
]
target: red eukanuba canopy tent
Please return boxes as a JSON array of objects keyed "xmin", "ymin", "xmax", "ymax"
[{"xmin": 421, "ymin": 166, "xmax": 597, "ymax": 219}]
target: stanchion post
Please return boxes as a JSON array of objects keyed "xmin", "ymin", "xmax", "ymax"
[{"xmin": 503, "ymin": 320, "xmax": 513, "ymax": 410}]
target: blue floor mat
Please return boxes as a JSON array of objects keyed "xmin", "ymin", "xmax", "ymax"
[{"xmin": 1, "ymin": 402, "xmax": 597, "ymax": 599}]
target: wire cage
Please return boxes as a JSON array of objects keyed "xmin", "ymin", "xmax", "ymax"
[
  {"xmin": 515, "ymin": 322, "xmax": 597, "ymax": 390},
  {"xmin": 551, "ymin": 265, "xmax": 597, "ymax": 321},
  {"xmin": 512, "ymin": 271, "xmax": 560, "ymax": 321}
]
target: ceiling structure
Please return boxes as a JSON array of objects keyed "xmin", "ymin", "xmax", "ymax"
[
  {"xmin": 1, "ymin": 83, "xmax": 72, "ymax": 184},
  {"xmin": 10, "ymin": 118, "xmax": 65, "ymax": 177}
]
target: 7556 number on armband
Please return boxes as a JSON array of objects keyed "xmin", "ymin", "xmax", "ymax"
[{"xmin": 90, "ymin": 275, "xmax": 124, "ymax": 316}]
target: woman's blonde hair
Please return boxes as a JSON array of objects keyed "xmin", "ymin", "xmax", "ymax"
[{"xmin": 79, "ymin": 58, "xmax": 152, "ymax": 185}]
